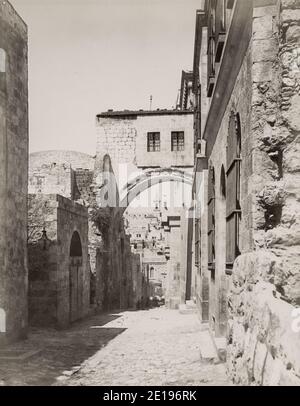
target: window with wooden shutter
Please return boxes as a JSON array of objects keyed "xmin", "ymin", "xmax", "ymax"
[
  {"xmin": 208, "ymin": 165, "xmax": 215, "ymax": 271},
  {"xmin": 147, "ymin": 132, "xmax": 160, "ymax": 152},
  {"xmin": 195, "ymin": 218, "xmax": 201, "ymax": 270},
  {"xmin": 171, "ymin": 131, "xmax": 185, "ymax": 151},
  {"xmin": 215, "ymin": 0, "xmax": 227, "ymax": 62},
  {"xmin": 207, "ymin": 0, "xmax": 216, "ymax": 97},
  {"xmin": 226, "ymin": 111, "xmax": 241, "ymax": 274}
]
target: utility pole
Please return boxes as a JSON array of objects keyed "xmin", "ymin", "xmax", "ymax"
[{"xmin": 149, "ymin": 95, "xmax": 153, "ymax": 111}]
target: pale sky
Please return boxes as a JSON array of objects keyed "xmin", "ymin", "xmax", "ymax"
[{"xmin": 11, "ymin": 0, "xmax": 200, "ymax": 155}]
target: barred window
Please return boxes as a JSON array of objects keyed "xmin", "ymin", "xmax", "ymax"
[
  {"xmin": 195, "ymin": 218, "xmax": 201, "ymax": 270},
  {"xmin": 147, "ymin": 132, "xmax": 160, "ymax": 152},
  {"xmin": 208, "ymin": 165, "xmax": 215, "ymax": 271},
  {"xmin": 171, "ymin": 132, "xmax": 185, "ymax": 151},
  {"xmin": 226, "ymin": 111, "xmax": 241, "ymax": 273}
]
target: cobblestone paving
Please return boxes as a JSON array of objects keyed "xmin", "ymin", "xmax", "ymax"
[{"xmin": 0, "ymin": 308, "xmax": 230, "ymax": 386}]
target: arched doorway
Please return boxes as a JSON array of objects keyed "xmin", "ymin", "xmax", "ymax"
[{"xmin": 69, "ymin": 231, "xmax": 83, "ymax": 322}]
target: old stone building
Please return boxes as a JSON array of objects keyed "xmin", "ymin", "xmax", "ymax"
[
  {"xmin": 95, "ymin": 111, "xmax": 195, "ymax": 309},
  {"xmin": 188, "ymin": 0, "xmax": 300, "ymax": 385},
  {"xmin": 95, "ymin": 109, "xmax": 194, "ymax": 206},
  {"xmin": 28, "ymin": 151, "xmax": 93, "ymax": 327},
  {"xmin": 0, "ymin": 1, "xmax": 28, "ymax": 345},
  {"xmin": 28, "ymin": 150, "xmax": 146, "ymax": 320},
  {"xmin": 28, "ymin": 194, "xmax": 90, "ymax": 327}
]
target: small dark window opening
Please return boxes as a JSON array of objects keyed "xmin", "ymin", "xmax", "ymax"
[
  {"xmin": 70, "ymin": 231, "xmax": 82, "ymax": 257},
  {"xmin": 220, "ymin": 165, "xmax": 226, "ymax": 199}
]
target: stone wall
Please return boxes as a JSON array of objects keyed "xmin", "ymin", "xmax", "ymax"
[
  {"xmin": 228, "ymin": 251, "xmax": 300, "ymax": 385},
  {"xmin": 227, "ymin": 0, "xmax": 300, "ymax": 385},
  {"xmin": 56, "ymin": 195, "xmax": 90, "ymax": 327},
  {"xmin": 92, "ymin": 208, "xmax": 146, "ymax": 311},
  {"xmin": 28, "ymin": 194, "xmax": 59, "ymax": 326},
  {"xmin": 251, "ymin": 0, "xmax": 300, "ymax": 305},
  {"xmin": 28, "ymin": 194, "xmax": 90, "ymax": 328},
  {"xmin": 165, "ymin": 225, "xmax": 182, "ymax": 309},
  {"xmin": 131, "ymin": 254, "xmax": 143, "ymax": 308},
  {"xmin": 0, "ymin": 1, "xmax": 28, "ymax": 345},
  {"xmin": 29, "ymin": 150, "xmax": 95, "ymax": 172},
  {"xmin": 206, "ymin": 39, "xmax": 253, "ymax": 337},
  {"xmin": 195, "ymin": 169, "xmax": 210, "ymax": 323},
  {"xmin": 29, "ymin": 162, "xmax": 75, "ymax": 198},
  {"xmin": 28, "ymin": 150, "xmax": 104, "ymax": 307}
]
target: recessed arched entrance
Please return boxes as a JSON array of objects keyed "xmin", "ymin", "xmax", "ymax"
[{"xmin": 69, "ymin": 231, "xmax": 83, "ymax": 322}]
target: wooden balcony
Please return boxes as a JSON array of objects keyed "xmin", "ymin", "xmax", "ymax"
[
  {"xmin": 207, "ymin": 35, "xmax": 216, "ymax": 97},
  {"xmin": 215, "ymin": 0, "xmax": 227, "ymax": 62}
]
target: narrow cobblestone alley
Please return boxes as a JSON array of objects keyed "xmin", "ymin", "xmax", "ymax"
[{"xmin": 0, "ymin": 309, "xmax": 229, "ymax": 386}]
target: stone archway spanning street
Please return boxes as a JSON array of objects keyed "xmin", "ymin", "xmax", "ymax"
[{"xmin": 119, "ymin": 168, "xmax": 193, "ymax": 211}]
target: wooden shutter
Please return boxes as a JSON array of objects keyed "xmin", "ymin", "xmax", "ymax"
[
  {"xmin": 207, "ymin": 1, "xmax": 216, "ymax": 96},
  {"xmin": 195, "ymin": 218, "xmax": 201, "ymax": 269},
  {"xmin": 208, "ymin": 165, "xmax": 215, "ymax": 269},
  {"xmin": 226, "ymin": 112, "xmax": 241, "ymax": 272}
]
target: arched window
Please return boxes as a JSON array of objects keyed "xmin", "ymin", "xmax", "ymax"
[
  {"xmin": 195, "ymin": 214, "xmax": 201, "ymax": 270},
  {"xmin": 150, "ymin": 267, "xmax": 154, "ymax": 279},
  {"xmin": 103, "ymin": 154, "xmax": 112, "ymax": 173},
  {"xmin": 70, "ymin": 231, "xmax": 82, "ymax": 257},
  {"xmin": 208, "ymin": 164, "xmax": 215, "ymax": 271},
  {"xmin": 226, "ymin": 112, "xmax": 242, "ymax": 273},
  {"xmin": 220, "ymin": 165, "xmax": 226, "ymax": 199}
]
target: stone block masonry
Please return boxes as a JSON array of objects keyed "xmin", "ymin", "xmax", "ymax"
[
  {"xmin": 0, "ymin": 1, "xmax": 28, "ymax": 345},
  {"xmin": 28, "ymin": 150, "xmax": 148, "ymax": 316},
  {"xmin": 227, "ymin": 0, "xmax": 300, "ymax": 385},
  {"xmin": 95, "ymin": 111, "xmax": 194, "ymax": 190},
  {"xmin": 29, "ymin": 162, "xmax": 75, "ymax": 198},
  {"xmin": 28, "ymin": 194, "xmax": 90, "ymax": 328},
  {"xmin": 192, "ymin": 0, "xmax": 300, "ymax": 385}
]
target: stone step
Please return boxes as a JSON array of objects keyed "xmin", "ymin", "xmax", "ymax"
[
  {"xmin": 178, "ymin": 304, "xmax": 196, "ymax": 315},
  {"xmin": 185, "ymin": 300, "xmax": 197, "ymax": 309},
  {"xmin": 198, "ymin": 329, "xmax": 220, "ymax": 364}
]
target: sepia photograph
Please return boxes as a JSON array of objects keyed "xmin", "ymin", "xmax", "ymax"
[{"xmin": 0, "ymin": 0, "xmax": 300, "ymax": 394}]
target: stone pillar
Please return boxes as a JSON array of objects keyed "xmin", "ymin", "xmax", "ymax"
[
  {"xmin": 199, "ymin": 169, "xmax": 209, "ymax": 323},
  {"xmin": 0, "ymin": 2, "xmax": 28, "ymax": 345}
]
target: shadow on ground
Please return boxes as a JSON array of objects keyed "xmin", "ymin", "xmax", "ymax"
[{"xmin": 0, "ymin": 312, "xmax": 126, "ymax": 386}]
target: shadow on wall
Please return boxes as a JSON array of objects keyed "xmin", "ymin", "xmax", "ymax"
[{"xmin": 0, "ymin": 312, "xmax": 126, "ymax": 386}]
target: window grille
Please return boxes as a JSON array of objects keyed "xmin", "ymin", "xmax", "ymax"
[
  {"xmin": 208, "ymin": 165, "xmax": 215, "ymax": 270},
  {"xmin": 226, "ymin": 111, "xmax": 242, "ymax": 273}
]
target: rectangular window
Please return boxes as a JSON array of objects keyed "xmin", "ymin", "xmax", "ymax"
[
  {"xmin": 208, "ymin": 166, "xmax": 215, "ymax": 271},
  {"xmin": 147, "ymin": 132, "xmax": 160, "ymax": 152},
  {"xmin": 195, "ymin": 218, "xmax": 201, "ymax": 270},
  {"xmin": 171, "ymin": 132, "xmax": 185, "ymax": 151},
  {"xmin": 226, "ymin": 112, "xmax": 242, "ymax": 274}
]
